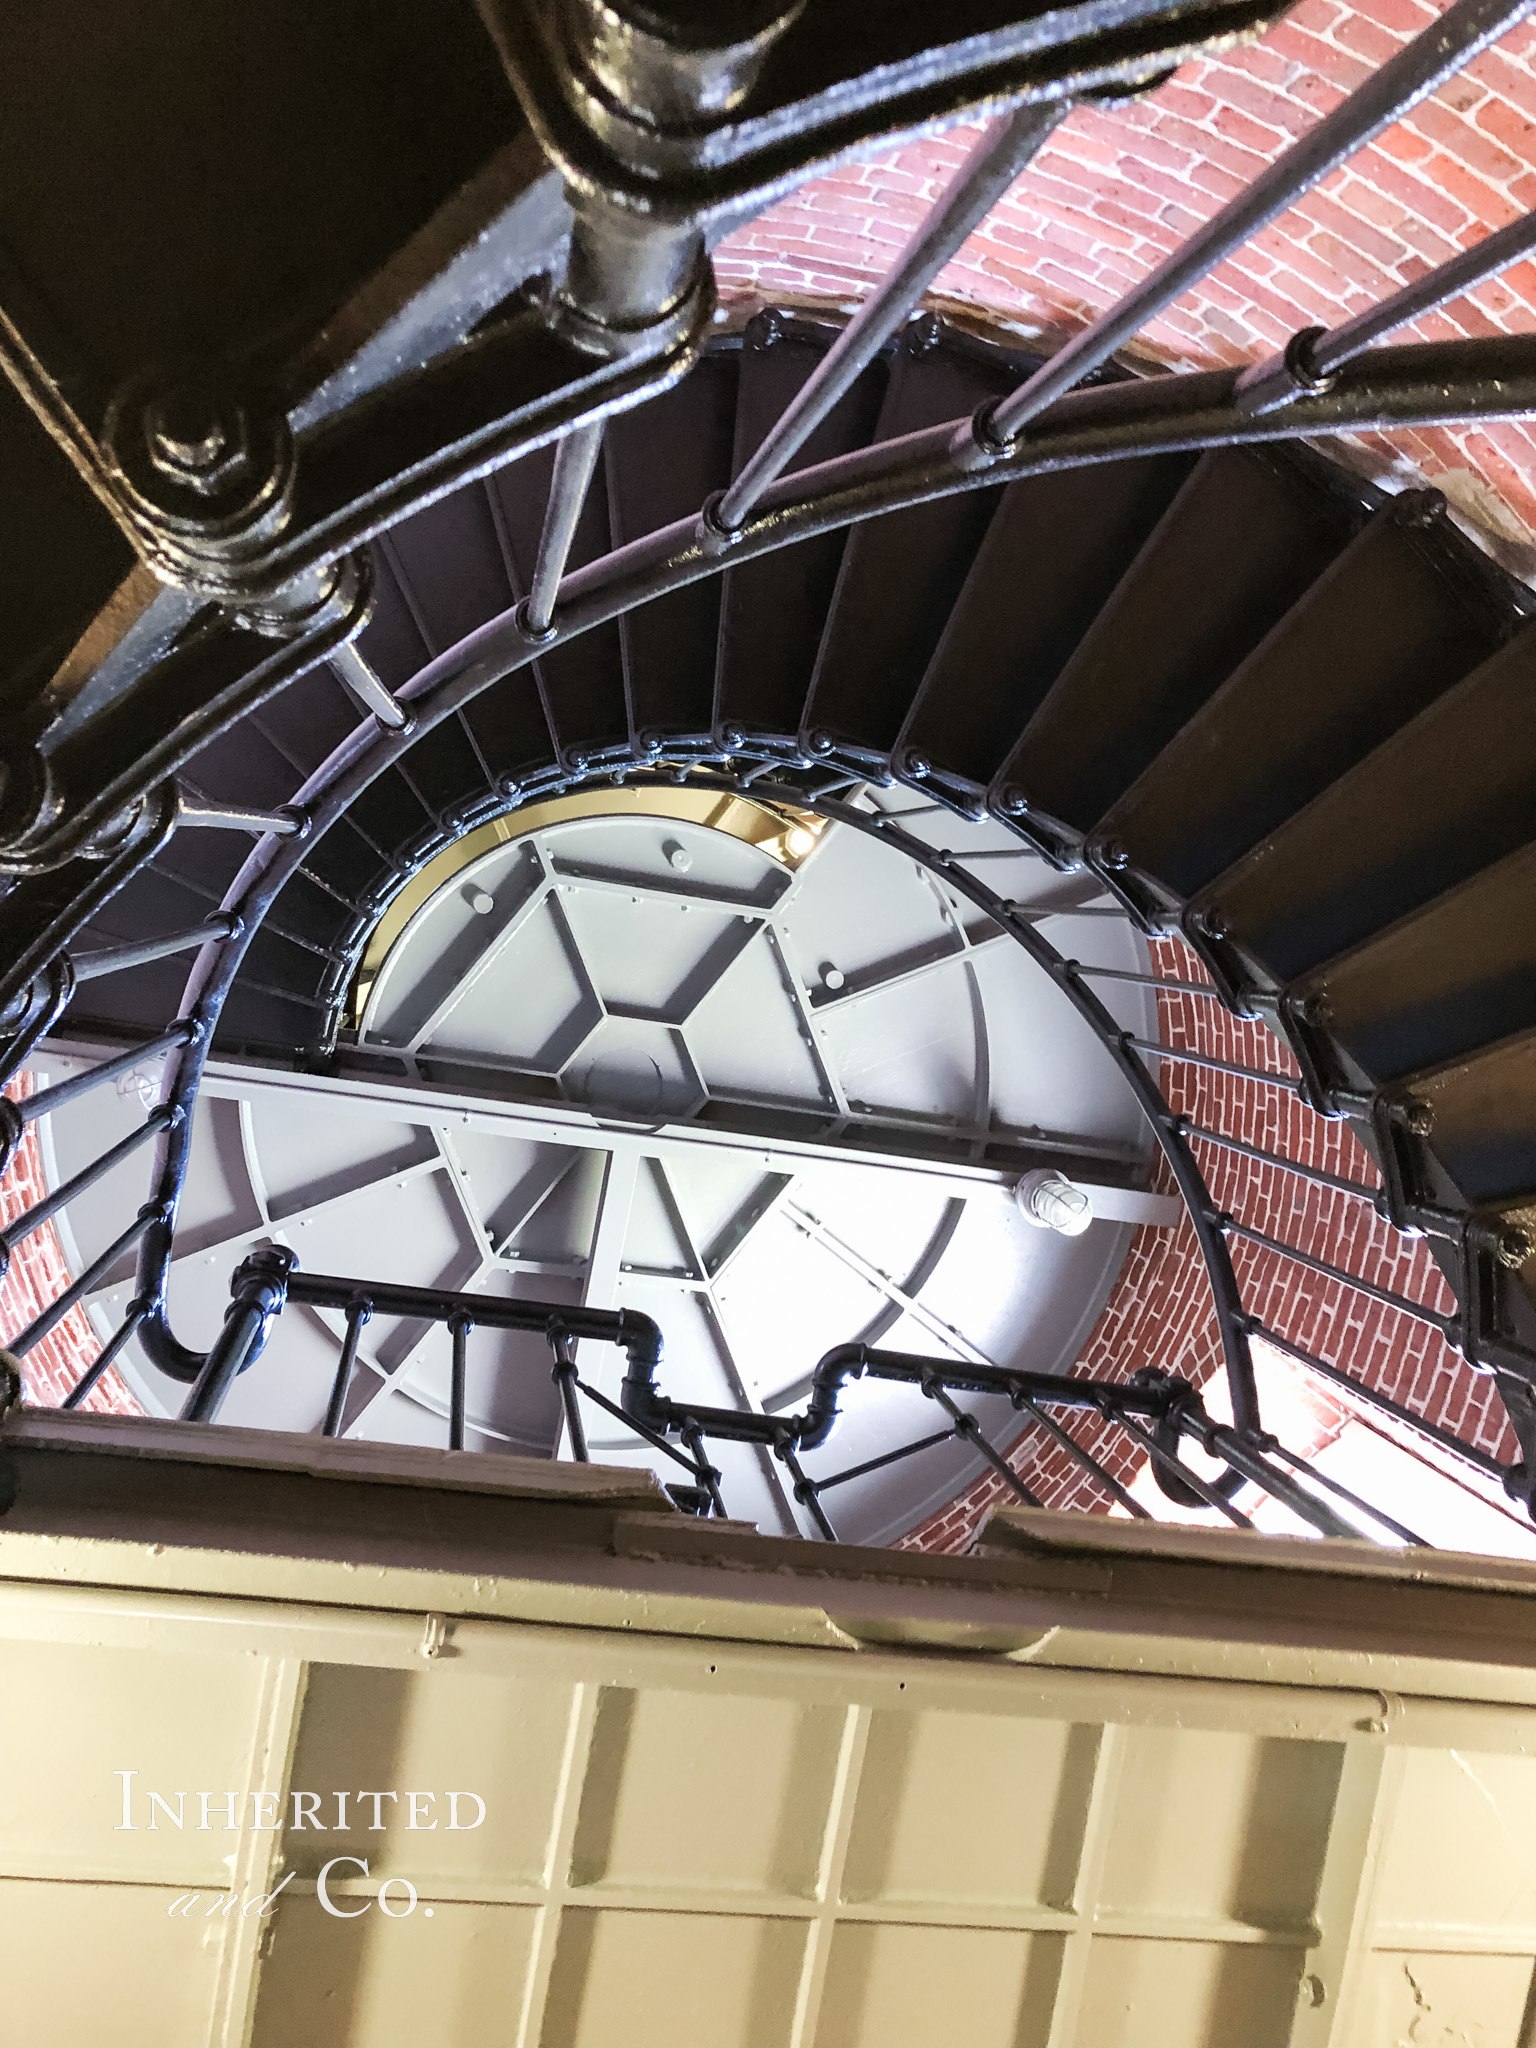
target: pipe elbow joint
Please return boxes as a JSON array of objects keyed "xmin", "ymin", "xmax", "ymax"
[{"xmin": 797, "ymin": 1342, "xmax": 867, "ymax": 1451}]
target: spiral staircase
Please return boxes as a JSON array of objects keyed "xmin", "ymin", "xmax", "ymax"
[{"xmin": 10, "ymin": 2, "xmax": 1536, "ymax": 2038}]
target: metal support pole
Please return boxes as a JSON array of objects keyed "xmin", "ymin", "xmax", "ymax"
[
  {"xmin": 1239, "ymin": 206, "xmax": 1536, "ymax": 412},
  {"xmin": 1111, "ymin": 1410, "xmax": 1255, "ymax": 1526},
  {"xmin": 322, "ymin": 1301, "xmax": 371, "ymax": 1438},
  {"xmin": 774, "ymin": 1438, "xmax": 839, "ymax": 1541},
  {"xmin": 0, "ymin": 1104, "xmax": 175, "ymax": 1263},
  {"xmin": 681, "ymin": 1421, "xmax": 727, "ymax": 1516},
  {"xmin": 712, "ymin": 98, "xmax": 1071, "ymax": 532},
  {"xmin": 448, "ymin": 1310, "xmax": 471, "ymax": 1450},
  {"xmin": 521, "ymin": 422, "xmax": 605, "ymax": 636},
  {"xmin": 61, "ymin": 1303, "xmax": 147, "ymax": 1411},
  {"xmin": 921, "ymin": 1374, "xmax": 1044, "ymax": 1507},
  {"xmin": 73, "ymin": 919, "xmax": 238, "ymax": 982},
  {"xmin": 331, "ymin": 641, "xmax": 409, "ymax": 728},
  {"xmin": 7, "ymin": 1207, "xmax": 158, "ymax": 1357},
  {"xmin": 551, "ymin": 1332, "xmax": 589, "ymax": 1462},
  {"xmin": 1012, "ymin": 1393, "xmax": 1152, "ymax": 1517},
  {"xmin": 16, "ymin": 1022, "xmax": 197, "ymax": 1125},
  {"xmin": 1220, "ymin": 1214, "xmax": 1460, "ymax": 1337}
]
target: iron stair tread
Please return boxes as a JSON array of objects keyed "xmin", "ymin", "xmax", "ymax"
[
  {"xmin": 605, "ymin": 350, "xmax": 739, "ymax": 747},
  {"xmin": 1294, "ymin": 835, "xmax": 1536, "ymax": 1084},
  {"xmin": 488, "ymin": 445, "xmax": 625, "ymax": 768},
  {"xmin": 1188, "ymin": 616, "xmax": 1536, "ymax": 985},
  {"xmin": 714, "ymin": 310, "xmax": 888, "ymax": 748},
  {"xmin": 894, "ymin": 450, "xmax": 1197, "ymax": 796},
  {"xmin": 377, "ymin": 485, "xmax": 517, "ymax": 660},
  {"xmin": 1398, "ymin": 1023, "xmax": 1536, "ymax": 1209},
  {"xmin": 370, "ymin": 475, "xmax": 557, "ymax": 781},
  {"xmin": 71, "ymin": 958, "xmax": 202, "ymax": 1040},
  {"xmin": 986, "ymin": 447, "xmax": 1361, "ymax": 844},
  {"xmin": 1093, "ymin": 492, "xmax": 1506, "ymax": 902},
  {"xmin": 798, "ymin": 322, "xmax": 1016, "ymax": 759}
]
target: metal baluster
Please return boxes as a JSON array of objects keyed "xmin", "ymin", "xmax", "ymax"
[
  {"xmin": 322, "ymin": 1301, "xmax": 371, "ymax": 1438},
  {"xmin": 773, "ymin": 1437, "xmax": 839, "ymax": 1542},
  {"xmin": 976, "ymin": 0, "xmax": 1536, "ymax": 452},
  {"xmin": 520, "ymin": 422, "xmax": 605, "ymax": 637},
  {"xmin": 1241, "ymin": 206, "xmax": 1536, "ymax": 412},
  {"xmin": 920, "ymin": 1374, "xmax": 1044, "ymax": 1507},
  {"xmin": 8, "ymin": 1206, "xmax": 159, "ymax": 1359},
  {"xmin": 712, "ymin": 99, "xmax": 1071, "ymax": 533},
  {"xmin": 551, "ymin": 1331, "xmax": 589, "ymax": 1462},
  {"xmin": 72, "ymin": 918, "xmax": 238, "ymax": 981},
  {"xmin": 448, "ymin": 1310, "xmax": 471, "ymax": 1451},
  {"xmin": 0, "ymin": 1105, "xmax": 176, "ymax": 1262},
  {"xmin": 1011, "ymin": 1393, "xmax": 1152, "ymax": 1518},
  {"xmin": 681, "ymin": 1420, "xmax": 727, "ymax": 1516},
  {"xmin": 61, "ymin": 1302, "xmax": 148, "ymax": 1411}
]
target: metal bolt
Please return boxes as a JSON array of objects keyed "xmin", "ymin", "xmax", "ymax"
[
  {"xmin": 465, "ymin": 885, "xmax": 495, "ymax": 916},
  {"xmin": 808, "ymin": 730, "xmax": 834, "ymax": 756},
  {"xmin": 1404, "ymin": 1101, "xmax": 1435, "ymax": 1138},
  {"xmin": 1099, "ymin": 840, "xmax": 1130, "ymax": 871},
  {"xmin": 1395, "ymin": 486, "xmax": 1446, "ymax": 529},
  {"xmin": 905, "ymin": 751, "xmax": 930, "ymax": 778},
  {"xmin": 1300, "ymin": 991, "xmax": 1333, "ymax": 1027},
  {"xmin": 821, "ymin": 963, "xmax": 845, "ymax": 991},
  {"xmin": 664, "ymin": 839, "xmax": 693, "ymax": 873},
  {"xmin": 144, "ymin": 389, "xmax": 248, "ymax": 496},
  {"xmin": 998, "ymin": 786, "xmax": 1028, "ymax": 816},
  {"xmin": 1499, "ymin": 1229, "xmax": 1533, "ymax": 1271}
]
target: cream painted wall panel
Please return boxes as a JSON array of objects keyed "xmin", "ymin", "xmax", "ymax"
[
  {"xmin": 1, "ymin": 1877, "xmax": 224, "ymax": 2046},
  {"xmin": 252, "ymin": 1896, "xmax": 539, "ymax": 2047},
  {"xmin": 568, "ymin": 1687, "xmax": 846, "ymax": 1898},
  {"xmin": 0, "ymin": 1640, "xmax": 266, "ymax": 1884},
  {"xmin": 1099, "ymin": 1727, "xmax": 1343, "ymax": 1931},
  {"xmin": 1361, "ymin": 1951, "xmax": 1536, "ymax": 2047},
  {"xmin": 1375, "ymin": 1749, "xmax": 1536, "ymax": 1935},
  {"xmin": 841, "ymin": 1710, "xmax": 1096, "ymax": 1909},
  {"xmin": 813, "ymin": 1922, "xmax": 1064, "ymax": 2048},
  {"xmin": 1074, "ymin": 1937, "xmax": 1309, "ymax": 2048},
  {"xmin": 539, "ymin": 1908, "xmax": 805, "ymax": 2048},
  {"xmin": 282, "ymin": 1664, "xmax": 578, "ymax": 1884}
]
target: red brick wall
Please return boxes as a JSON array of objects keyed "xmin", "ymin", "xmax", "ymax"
[
  {"xmin": 900, "ymin": 936, "xmax": 1503, "ymax": 1553},
  {"xmin": 0, "ymin": 1079, "xmax": 139, "ymax": 1414},
  {"xmin": 716, "ymin": 0, "xmax": 1536, "ymax": 568}
]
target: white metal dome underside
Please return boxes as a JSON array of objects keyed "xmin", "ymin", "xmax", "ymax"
[{"xmin": 42, "ymin": 789, "xmax": 1173, "ymax": 1544}]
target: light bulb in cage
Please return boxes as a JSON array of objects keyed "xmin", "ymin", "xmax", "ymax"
[{"xmin": 1014, "ymin": 1168, "xmax": 1093, "ymax": 1237}]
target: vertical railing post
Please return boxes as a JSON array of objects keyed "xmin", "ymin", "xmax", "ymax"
[
  {"xmin": 322, "ymin": 1300, "xmax": 371, "ymax": 1438},
  {"xmin": 550, "ymin": 1331, "xmax": 589, "ymax": 1462},
  {"xmin": 448, "ymin": 1309, "xmax": 472, "ymax": 1451}
]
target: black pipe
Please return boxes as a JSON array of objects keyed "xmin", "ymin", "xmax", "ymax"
[{"xmin": 181, "ymin": 1246, "xmax": 294, "ymax": 1423}]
